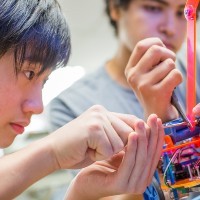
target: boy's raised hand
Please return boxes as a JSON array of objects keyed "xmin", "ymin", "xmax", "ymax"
[{"xmin": 125, "ymin": 37, "xmax": 183, "ymax": 122}]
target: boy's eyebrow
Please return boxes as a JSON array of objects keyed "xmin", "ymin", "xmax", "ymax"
[
  {"xmin": 142, "ymin": 0, "xmax": 185, "ymax": 8},
  {"xmin": 142, "ymin": 0, "xmax": 168, "ymax": 5},
  {"xmin": 142, "ymin": 0, "xmax": 168, "ymax": 6}
]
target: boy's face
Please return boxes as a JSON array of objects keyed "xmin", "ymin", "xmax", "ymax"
[
  {"xmin": 116, "ymin": 0, "xmax": 186, "ymax": 53},
  {"xmin": 0, "ymin": 52, "xmax": 51, "ymax": 147}
]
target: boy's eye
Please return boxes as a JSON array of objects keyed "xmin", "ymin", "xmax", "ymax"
[
  {"xmin": 24, "ymin": 71, "xmax": 35, "ymax": 80},
  {"xmin": 143, "ymin": 5, "xmax": 162, "ymax": 13},
  {"xmin": 177, "ymin": 10, "xmax": 185, "ymax": 18}
]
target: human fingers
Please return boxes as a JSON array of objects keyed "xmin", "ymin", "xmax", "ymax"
[
  {"xmin": 110, "ymin": 112, "xmax": 144, "ymax": 143},
  {"xmin": 50, "ymin": 105, "xmax": 128, "ymax": 168},
  {"xmin": 116, "ymin": 120, "xmax": 149, "ymax": 193},
  {"xmin": 135, "ymin": 45, "xmax": 176, "ymax": 73},
  {"xmin": 116, "ymin": 132, "xmax": 138, "ymax": 187},
  {"xmin": 114, "ymin": 113, "xmax": 150, "ymax": 143},
  {"xmin": 125, "ymin": 37, "xmax": 168, "ymax": 74},
  {"xmin": 147, "ymin": 116, "xmax": 164, "ymax": 185},
  {"xmin": 135, "ymin": 114, "xmax": 164, "ymax": 186},
  {"xmin": 153, "ymin": 66, "xmax": 182, "ymax": 119},
  {"xmin": 105, "ymin": 112, "xmax": 137, "ymax": 149},
  {"xmin": 125, "ymin": 46, "xmax": 176, "ymax": 87},
  {"xmin": 125, "ymin": 58, "xmax": 180, "ymax": 106},
  {"xmin": 192, "ymin": 103, "xmax": 200, "ymax": 116},
  {"xmin": 94, "ymin": 151, "xmax": 125, "ymax": 170},
  {"xmin": 154, "ymin": 66, "xmax": 182, "ymax": 94},
  {"xmin": 84, "ymin": 105, "xmax": 126, "ymax": 161},
  {"xmin": 133, "ymin": 59, "xmax": 182, "ymax": 106},
  {"xmin": 140, "ymin": 59, "xmax": 182, "ymax": 87}
]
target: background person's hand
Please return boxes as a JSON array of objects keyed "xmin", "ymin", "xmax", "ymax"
[
  {"xmin": 125, "ymin": 37, "xmax": 183, "ymax": 122},
  {"xmin": 193, "ymin": 103, "xmax": 200, "ymax": 117}
]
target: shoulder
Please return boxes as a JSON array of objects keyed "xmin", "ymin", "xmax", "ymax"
[{"xmin": 57, "ymin": 66, "xmax": 113, "ymax": 100}]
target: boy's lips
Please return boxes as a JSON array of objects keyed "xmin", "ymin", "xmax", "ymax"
[
  {"xmin": 10, "ymin": 122, "xmax": 29, "ymax": 134},
  {"xmin": 163, "ymin": 42, "xmax": 175, "ymax": 52}
]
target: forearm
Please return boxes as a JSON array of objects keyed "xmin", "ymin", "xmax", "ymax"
[
  {"xmin": 64, "ymin": 177, "xmax": 94, "ymax": 200},
  {"xmin": 64, "ymin": 174, "xmax": 106, "ymax": 200},
  {"xmin": 100, "ymin": 194, "xmax": 143, "ymax": 200},
  {"xmin": 66, "ymin": 185, "xmax": 144, "ymax": 200},
  {"xmin": 0, "ymin": 137, "xmax": 57, "ymax": 199}
]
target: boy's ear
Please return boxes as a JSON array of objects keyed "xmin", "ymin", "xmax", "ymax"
[{"xmin": 109, "ymin": 0, "xmax": 121, "ymax": 21}]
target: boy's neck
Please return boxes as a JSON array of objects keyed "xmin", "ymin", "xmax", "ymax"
[{"xmin": 105, "ymin": 46, "xmax": 132, "ymax": 88}]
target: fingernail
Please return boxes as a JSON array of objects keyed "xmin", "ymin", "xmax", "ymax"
[{"xmin": 138, "ymin": 121, "xmax": 145, "ymax": 129}]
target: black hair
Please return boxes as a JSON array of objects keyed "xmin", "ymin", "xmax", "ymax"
[
  {"xmin": 0, "ymin": 0, "xmax": 71, "ymax": 75},
  {"xmin": 105, "ymin": 0, "xmax": 132, "ymax": 35}
]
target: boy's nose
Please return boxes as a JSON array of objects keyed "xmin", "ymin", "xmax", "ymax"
[
  {"xmin": 22, "ymin": 90, "xmax": 44, "ymax": 115},
  {"xmin": 159, "ymin": 12, "xmax": 177, "ymax": 37}
]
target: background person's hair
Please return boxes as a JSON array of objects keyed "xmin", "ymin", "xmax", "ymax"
[
  {"xmin": 0, "ymin": 0, "xmax": 71, "ymax": 75},
  {"xmin": 105, "ymin": 0, "xmax": 132, "ymax": 35}
]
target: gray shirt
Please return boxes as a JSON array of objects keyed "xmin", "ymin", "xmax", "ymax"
[
  {"xmin": 46, "ymin": 53, "xmax": 200, "ymax": 131},
  {"xmin": 46, "ymin": 66, "xmax": 143, "ymax": 131}
]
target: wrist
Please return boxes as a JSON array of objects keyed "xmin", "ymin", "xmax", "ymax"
[
  {"xmin": 40, "ymin": 136, "xmax": 60, "ymax": 172},
  {"xmin": 65, "ymin": 170, "xmax": 104, "ymax": 200},
  {"xmin": 64, "ymin": 176, "xmax": 92, "ymax": 200}
]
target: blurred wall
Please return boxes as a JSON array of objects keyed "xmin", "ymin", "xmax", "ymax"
[{"xmin": 58, "ymin": 0, "xmax": 117, "ymax": 72}]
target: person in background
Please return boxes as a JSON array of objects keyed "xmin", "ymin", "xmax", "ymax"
[
  {"xmin": 0, "ymin": 0, "xmax": 165, "ymax": 199},
  {"xmin": 47, "ymin": 0, "xmax": 200, "ymax": 199},
  {"xmin": 125, "ymin": 37, "xmax": 200, "ymax": 200}
]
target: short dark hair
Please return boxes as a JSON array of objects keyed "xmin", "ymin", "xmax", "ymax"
[
  {"xmin": 0, "ymin": 0, "xmax": 71, "ymax": 75},
  {"xmin": 105, "ymin": 0, "xmax": 132, "ymax": 35}
]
